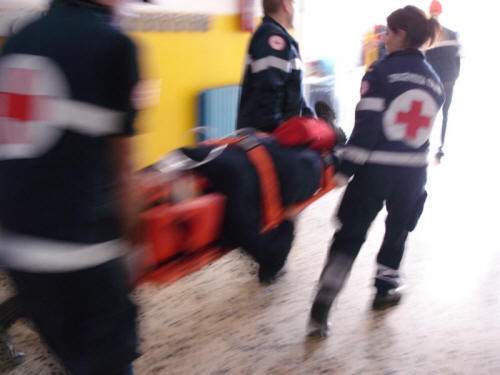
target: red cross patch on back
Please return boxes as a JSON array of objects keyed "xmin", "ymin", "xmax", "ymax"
[
  {"xmin": 382, "ymin": 89, "xmax": 438, "ymax": 148},
  {"xmin": 0, "ymin": 54, "xmax": 66, "ymax": 160},
  {"xmin": 396, "ymin": 101, "xmax": 431, "ymax": 139}
]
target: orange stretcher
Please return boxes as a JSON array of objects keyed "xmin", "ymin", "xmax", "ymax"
[{"xmin": 135, "ymin": 132, "xmax": 338, "ymax": 286}]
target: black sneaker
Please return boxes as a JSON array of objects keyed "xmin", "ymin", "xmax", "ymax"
[
  {"xmin": 435, "ymin": 149, "xmax": 444, "ymax": 162},
  {"xmin": 0, "ymin": 328, "xmax": 24, "ymax": 364},
  {"xmin": 372, "ymin": 288, "xmax": 403, "ymax": 310}
]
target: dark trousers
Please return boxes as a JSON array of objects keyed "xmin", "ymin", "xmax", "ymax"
[
  {"xmin": 439, "ymin": 80, "xmax": 456, "ymax": 152},
  {"xmin": 0, "ymin": 294, "xmax": 23, "ymax": 329},
  {"xmin": 326, "ymin": 164, "xmax": 427, "ymax": 289},
  {"xmin": 8, "ymin": 259, "xmax": 138, "ymax": 375}
]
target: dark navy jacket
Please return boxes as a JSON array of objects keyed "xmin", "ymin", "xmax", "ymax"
[
  {"xmin": 237, "ymin": 16, "xmax": 312, "ymax": 133},
  {"xmin": 338, "ymin": 49, "xmax": 445, "ymax": 178},
  {"xmin": 425, "ymin": 27, "xmax": 460, "ymax": 82},
  {"xmin": 0, "ymin": 1, "xmax": 138, "ymax": 244}
]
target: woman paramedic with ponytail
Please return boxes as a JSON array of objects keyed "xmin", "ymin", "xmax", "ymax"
[{"xmin": 308, "ymin": 5, "xmax": 445, "ymax": 337}]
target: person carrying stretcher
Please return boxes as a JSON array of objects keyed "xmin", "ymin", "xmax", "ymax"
[
  {"xmin": 308, "ymin": 5, "xmax": 445, "ymax": 337},
  {"xmin": 0, "ymin": 0, "xmax": 142, "ymax": 373},
  {"xmin": 234, "ymin": 0, "xmax": 347, "ymax": 283},
  {"xmin": 237, "ymin": 0, "xmax": 313, "ymax": 133}
]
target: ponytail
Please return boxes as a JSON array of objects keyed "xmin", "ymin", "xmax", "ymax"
[
  {"xmin": 427, "ymin": 16, "xmax": 441, "ymax": 47},
  {"xmin": 387, "ymin": 5, "xmax": 439, "ymax": 49}
]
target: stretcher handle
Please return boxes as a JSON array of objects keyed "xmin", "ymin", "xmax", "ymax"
[{"xmin": 155, "ymin": 145, "xmax": 227, "ymax": 177}]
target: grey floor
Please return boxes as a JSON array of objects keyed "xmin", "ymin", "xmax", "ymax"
[{"xmin": 1, "ymin": 59, "xmax": 499, "ymax": 374}]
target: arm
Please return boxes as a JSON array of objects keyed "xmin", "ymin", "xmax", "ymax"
[
  {"xmin": 247, "ymin": 32, "xmax": 294, "ymax": 128},
  {"xmin": 337, "ymin": 65, "xmax": 385, "ymax": 179},
  {"xmin": 105, "ymin": 33, "xmax": 143, "ymax": 244},
  {"xmin": 110, "ymin": 137, "xmax": 143, "ymax": 245}
]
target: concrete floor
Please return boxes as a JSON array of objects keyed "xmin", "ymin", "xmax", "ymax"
[{"xmin": 1, "ymin": 59, "xmax": 499, "ymax": 374}]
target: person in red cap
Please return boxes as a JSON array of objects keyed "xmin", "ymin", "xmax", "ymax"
[
  {"xmin": 429, "ymin": 0, "xmax": 442, "ymax": 15},
  {"xmin": 425, "ymin": 0, "xmax": 461, "ymax": 162}
]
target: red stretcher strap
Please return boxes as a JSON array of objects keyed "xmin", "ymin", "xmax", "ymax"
[
  {"xmin": 201, "ymin": 134, "xmax": 284, "ymax": 232},
  {"xmin": 244, "ymin": 142, "xmax": 284, "ymax": 232},
  {"xmin": 201, "ymin": 135, "xmax": 337, "ymax": 232}
]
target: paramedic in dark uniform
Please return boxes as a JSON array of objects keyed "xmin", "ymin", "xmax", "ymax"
[
  {"xmin": 425, "ymin": 0, "xmax": 461, "ymax": 161},
  {"xmin": 235, "ymin": 0, "xmax": 312, "ymax": 284},
  {"xmin": 237, "ymin": 0, "xmax": 313, "ymax": 133},
  {"xmin": 0, "ymin": 0, "xmax": 142, "ymax": 374},
  {"xmin": 308, "ymin": 6, "xmax": 445, "ymax": 337}
]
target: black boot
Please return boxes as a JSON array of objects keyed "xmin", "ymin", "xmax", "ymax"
[
  {"xmin": 0, "ymin": 296, "xmax": 25, "ymax": 363},
  {"xmin": 372, "ymin": 265, "xmax": 404, "ymax": 310},
  {"xmin": 372, "ymin": 288, "xmax": 403, "ymax": 310},
  {"xmin": 1, "ymin": 329, "xmax": 25, "ymax": 362},
  {"xmin": 435, "ymin": 148, "xmax": 444, "ymax": 162}
]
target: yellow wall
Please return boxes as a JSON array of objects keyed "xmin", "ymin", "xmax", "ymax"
[{"xmin": 130, "ymin": 15, "xmax": 251, "ymax": 168}]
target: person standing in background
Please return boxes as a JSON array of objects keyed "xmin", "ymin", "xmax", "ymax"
[{"xmin": 425, "ymin": 0, "xmax": 461, "ymax": 162}]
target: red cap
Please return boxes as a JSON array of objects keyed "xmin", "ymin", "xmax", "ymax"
[{"xmin": 429, "ymin": 0, "xmax": 442, "ymax": 14}]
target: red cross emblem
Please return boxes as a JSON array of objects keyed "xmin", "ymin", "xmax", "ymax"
[
  {"xmin": 395, "ymin": 100, "xmax": 431, "ymax": 140},
  {"xmin": 0, "ymin": 68, "xmax": 49, "ymax": 121},
  {"xmin": 0, "ymin": 68, "xmax": 50, "ymax": 145}
]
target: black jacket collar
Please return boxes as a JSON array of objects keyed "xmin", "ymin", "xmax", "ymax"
[
  {"xmin": 387, "ymin": 48, "xmax": 425, "ymax": 59},
  {"xmin": 51, "ymin": 0, "xmax": 112, "ymax": 16}
]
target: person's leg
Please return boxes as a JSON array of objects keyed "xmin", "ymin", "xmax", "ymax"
[
  {"xmin": 257, "ymin": 220, "xmax": 295, "ymax": 284},
  {"xmin": 309, "ymin": 168, "xmax": 386, "ymax": 335},
  {"xmin": 111, "ymin": 365, "xmax": 134, "ymax": 375},
  {"xmin": 0, "ymin": 294, "xmax": 25, "ymax": 361},
  {"xmin": 373, "ymin": 168, "xmax": 427, "ymax": 309},
  {"xmin": 9, "ymin": 259, "xmax": 138, "ymax": 375},
  {"xmin": 0, "ymin": 295, "xmax": 24, "ymax": 330},
  {"xmin": 436, "ymin": 80, "xmax": 456, "ymax": 160}
]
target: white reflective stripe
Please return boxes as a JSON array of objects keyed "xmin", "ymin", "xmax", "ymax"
[
  {"xmin": 368, "ymin": 151, "xmax": 428, "ymax": 166},
  {"xmin": 250, "ymin": 56, "xmax": 291, "ymax": 74},
  {"xmin": 340, "ymin": 146, "xmax": 428, "ymax": 167},
  {"xmin": 0, "ymin": 230, "xmax": 126, "ymax": 272},
  {"xmin": 291, "ymin": 58, "xmax": 304, "ymax": 71},
  {"xmin": 54, "ymin": 99, "xmax": 124, "ymax": 136},
  {"xmin": 0, "ymin": 144, "xmax": 35, "ymax": 159},
  {"xmin": 340, "ymin": 146, "xmax": 371, "ymax": 164},
  {"xmin": 356, "ymin": 98, "xmax": 385, "ymax": 112}
]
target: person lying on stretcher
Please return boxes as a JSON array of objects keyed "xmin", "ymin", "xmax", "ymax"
[{"xmin": 154, "ymin": 102, "xmax": 347, "ymax": 284}]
